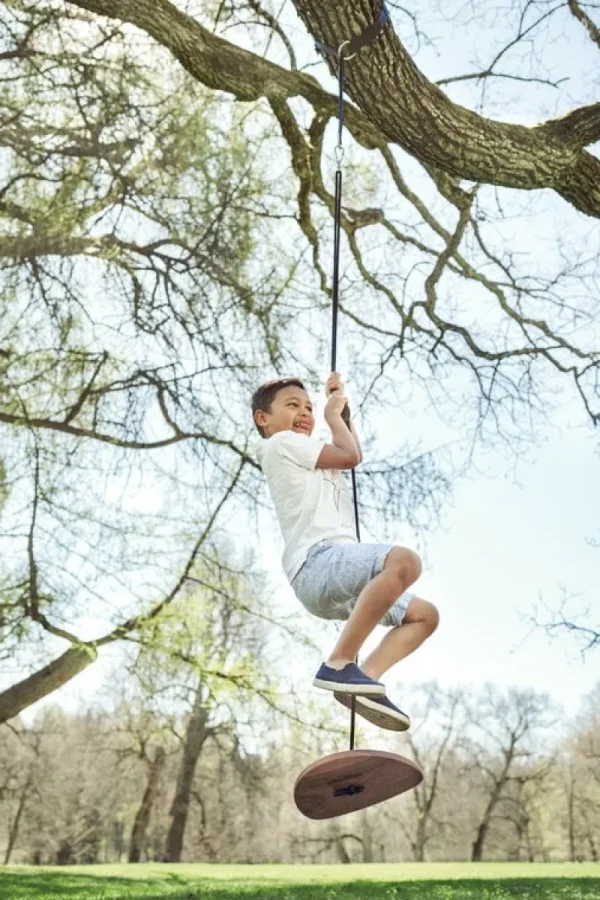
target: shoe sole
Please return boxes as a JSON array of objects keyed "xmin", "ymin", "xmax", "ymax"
[
  {"xmin": 313, "ymin": 677, "xmax": 386, "ymax": 696},
  {"xmin": 334, "ymin": 692, "xmax": 411, "ymax": 731}
]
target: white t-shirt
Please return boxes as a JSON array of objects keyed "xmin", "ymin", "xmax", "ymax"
[{"xmin": 256, "ymin": 430, "xmax": 358, "ymax": 582}]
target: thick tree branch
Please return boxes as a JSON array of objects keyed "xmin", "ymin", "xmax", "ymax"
[
  {"xmin": 568, "ymin": 0, "xmax": 600, "ymax": 50},
  {"xmin": 537, "ymin": 102, "xmax": 600, "ymax": 150},
  {"xmin": 293, "ymin": 0, "xmax": 600, "ymax": 215},
  {"xmin": 64, "ymin": 0, "xmax": 600, "ymax": 218},
  {"xmin": 0, "ymin": 645, "xmax": 98, "ymax": 724}
]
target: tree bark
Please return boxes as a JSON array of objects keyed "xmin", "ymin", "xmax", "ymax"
[
  {"xmin": 66, "ymin": 0, "xmax": 600, "ymax": 218},
  {"xmin": 292, "ymin": 0, "xmax": 600, "ymax": 217},
  {"xmin": 0, "ymin": 645, "xmax": 97, "ymax": 724},
  {"xmin": 128, "ymin": 746, "xmax": 166, "ymax": 863},
  {"xmin": 164, "ymin": 680, "xmax": 209, "ymax": 862}
]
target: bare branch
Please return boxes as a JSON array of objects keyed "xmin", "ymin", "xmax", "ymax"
[{"xmin": 0, "ymin": 410, "xmax": 259, "ymax": 468}]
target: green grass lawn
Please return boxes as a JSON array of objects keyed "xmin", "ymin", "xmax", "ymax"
[{"xmin": 1, "ymin": 862, "xmax": 599, "ymax": 900}]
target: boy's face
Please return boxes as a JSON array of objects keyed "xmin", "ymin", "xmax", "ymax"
[{"xmin": 255, "ymin": 385, "xmax": 315, "ymax": 438}]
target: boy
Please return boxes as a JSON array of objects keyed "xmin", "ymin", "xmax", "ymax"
[{"xmin": 253, "ymin": 372, "xmax": 439, "ymax": 731}]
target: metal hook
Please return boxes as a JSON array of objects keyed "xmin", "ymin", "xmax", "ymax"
[{"xmin": 337, "ymin": 40, "xmax": 357, "ymax": 62}]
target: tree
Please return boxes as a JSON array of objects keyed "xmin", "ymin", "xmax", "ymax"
[
  {"xmin": 533, "ymin": 538, "xmax": 600, "ymax": 656},
  {"xmin": 56, "ymin": 2, "xmax": 600, "ymax": 452},
  {"xmin": 0, "ymin": 722, "xmax": 38, "ymax": 864},
  {"xmin": 65, "ymin": 0, "xmax": 600, "ymax": 218},
  {"xmin": 464, "ymin": 685, "xmax": 556, "ymax": 862},
  {"xmin": 118, "ymin": 552, "xmax": 277, "ymax": 862},
  {"xmin": 1, "ymin": 0, "xmax": 447, "ymax": 717},
  {"xmin": 0, "ymin": 0, "xmax": 277, "ymax": 718},
  {"xmin": 3, "ymin": 0, "xmax": 598, "ymax": 721},
  {"xmin": 563, "ymin": 683, "xmax": 600, "ymax": 861},
  {"xmin": 94, "ymin": 698, "xmax": 173, "ymax": 864},
  {"xmin": 403, "ymin": 682, "xmax": 465, "ymax": 861},
  {"xmin": 129, "ymin": 746, "xmax": 166, "ymax": 863},
  {"xmin": 1, "ymin": 706, "xmax": 127, "ymax": 864}
]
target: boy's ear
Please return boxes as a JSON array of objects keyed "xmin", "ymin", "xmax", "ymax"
[{"xmin": 254, "ymin": 409, "xmax": 268, "ymax": 429}]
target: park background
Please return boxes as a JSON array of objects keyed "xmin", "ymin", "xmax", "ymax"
[{"xmin": 1, "ymin": 0, "xmax": 599, "ymax": 879}]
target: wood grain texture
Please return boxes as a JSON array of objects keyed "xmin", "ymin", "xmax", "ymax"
[{"xmin": 294, "ymin": 748, "xmax": 423, "ymax": 819}]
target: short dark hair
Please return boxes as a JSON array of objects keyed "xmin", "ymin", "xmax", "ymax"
[{"xmin": 251, "ymin": 377, "xmax": 307, "ymax": 437}]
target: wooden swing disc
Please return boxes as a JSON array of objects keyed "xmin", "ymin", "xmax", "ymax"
[{"xmin": 294, "ymin": 748, "xmax": 423, "ymax": 820}]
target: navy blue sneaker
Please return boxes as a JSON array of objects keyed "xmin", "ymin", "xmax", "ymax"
[
  {"xmin": 313, "ymin": 662, "xmax": 385, "ymax": 696},
  {"xmin": 334, "ymin": 691, "xmax": 411, "ymax": 731}
]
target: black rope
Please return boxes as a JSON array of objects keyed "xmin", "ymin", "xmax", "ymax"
[
  {"xmin": 325, "ymin": 2, "xmax": 389, "ymax": 755},
  {"xmin": 327, "ymin": 50, "xmax": 358, "ymax": 754},
  {"xmin": 330, "ymin": 53, "xmax": 345, "ymax": 377}
]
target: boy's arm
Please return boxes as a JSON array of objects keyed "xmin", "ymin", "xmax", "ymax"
[
  {"xmin": 316, "ymin": 393, "xmax": 360, "ymax": 469},
  {"xmin": 348, "ymin": 417, "xmax": 363, "ymax": 463},
  {"xmin": 327, "ymin": 372, "xmax": 363, "ymax": 464}
]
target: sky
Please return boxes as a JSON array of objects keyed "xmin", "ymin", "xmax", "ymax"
[
  {"xmin": 382, "ymin": 421, "xmax": 600, "ymax": 709},
  {"xmin": 4, "ymin": 1, "xmax": 600, "ymax": 727}
]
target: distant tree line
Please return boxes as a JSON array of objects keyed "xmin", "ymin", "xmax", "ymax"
[{"xmin": 1, "ymin": 675, "xmax": 598, "ymax": 865}]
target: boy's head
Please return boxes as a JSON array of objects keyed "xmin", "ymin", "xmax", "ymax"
[{"xmin": 252, "ymin": 378, "xmax": 314, "ymax": 439}]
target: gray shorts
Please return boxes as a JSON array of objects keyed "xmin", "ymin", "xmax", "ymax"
[{"xmin": 291, "ymin": 540, "xmax": 413, "ymax": 627}]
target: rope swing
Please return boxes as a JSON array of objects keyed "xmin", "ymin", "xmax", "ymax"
[
  {"xmin": 321, "ymin": 5, "xmax": 391, "ymax": 754},
  {"xmin": 294, "ymin": 3, "xmax": 424, "ymax": 820}
]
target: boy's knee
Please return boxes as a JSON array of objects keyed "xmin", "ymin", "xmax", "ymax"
[
  {"xmin": 385, "ymin": 547, "xmax": 422, "ymax": 586},
  {"xmin": 405, "ymin": 597, "xmax": 439, "ymax": 635},
  {"xmin": 423, "ymin": 600, "xmax": 440, "ymax": 635}
]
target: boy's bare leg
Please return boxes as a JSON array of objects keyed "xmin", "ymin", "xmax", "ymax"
[
  {"xmin": 360, "ymin": 597, "xmax": 439, "ymax": 681},
  {"xmin": 326, "ymin": 548, "xmax": 421, "ymax": 669}
]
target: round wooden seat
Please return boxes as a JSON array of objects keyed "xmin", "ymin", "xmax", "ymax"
[{"xmin": 294, "ymin": 748, "xmax": 423, "ymax": 819}]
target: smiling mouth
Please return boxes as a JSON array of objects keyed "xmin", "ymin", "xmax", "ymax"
[{"xmin": 294, "ymin": 423, "xmax": 311, "ymax": 432}]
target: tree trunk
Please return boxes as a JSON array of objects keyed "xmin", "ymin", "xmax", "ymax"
[
  {"xmin": 359, "ymin": 811, "xmax": 374, "ymax": 863},
  {"xmin": 128, "ymin": 746, "xmax": 166, "ymax": 863},
  {"xmin": 0, "ymin": 645, "xmax": 97, "ymax": 724},
  {"xmin": 471, "ymin": 821, "xmax": 488, "ymax": 863},
  {"xmin": 471, "ymin": 781, "xmax": 504, "ymax": 862},
  {"xmin": 583, "ymin": 813, "xmax": 598, "ymax": 862},
  {"xmin": 566, "ymin": 771, "xmax": 577, "ymax": 863},
  {"xmin": 415, "ymin": 817, "xmax": 427, "ymax": 863},
  {"xmin": 3, "ymin": 774, "xmax": 32, "ymax": 864},
  {"xmin": 335, "ymin": 835, "xmax": 351, "ymax": 865},
  {"xmin": 164, "ymin": 680, "xmax": 209, "ymax": 862}
]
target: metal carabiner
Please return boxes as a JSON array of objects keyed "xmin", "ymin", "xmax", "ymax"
[{"xmin": 337, "ymin": 39, "xmax": 357, "ymax": 62}]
